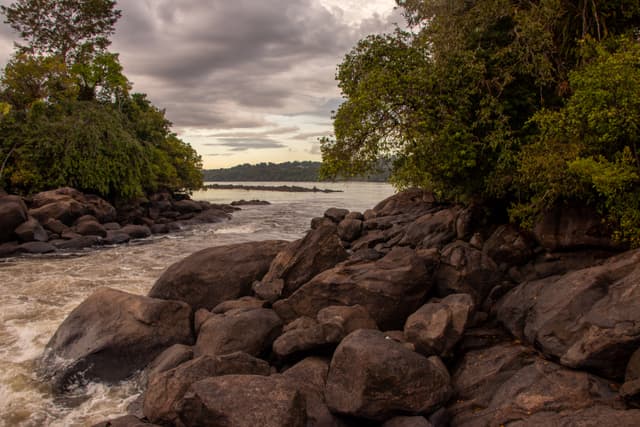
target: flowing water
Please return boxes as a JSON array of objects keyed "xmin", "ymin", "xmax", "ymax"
[{"xmin": 0, "ymin": 182, "xmax": 394, "ymax": 427}]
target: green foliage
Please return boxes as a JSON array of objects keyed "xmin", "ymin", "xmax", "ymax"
[{"xmin": 0, "ymin": 0, "xmax": 202, "ymax": 199}]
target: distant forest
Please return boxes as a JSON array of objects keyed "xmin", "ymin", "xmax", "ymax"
[{"xmin": 202, "ymin": 161, "xmax": 389, "ymax": 182}]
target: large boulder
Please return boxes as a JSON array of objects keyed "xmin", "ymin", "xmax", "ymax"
[
  {"xmin": 483, "ymin": 224, "xmax": 535, "ymax": 267},
  {"xmin": 143, "ymin": 352, "xmax": 270, "ymax": 425},
  {"xmin": 175, "ymin": 375, "xmax": 307, "ymax": 427},
  {"xmin": 372, "ymin": 189, "xmax": 436, "ymax": 218},
  {"xmin": 149, "ymin": 240, "xmax": 288, "ymax": 310},
  {"xmin": 497, "ymin": 249, "xmax": 640, "ymax": 379},
  {"xmin": 274, "ymin": 247, "xmax": 434, "ymax": 330},
  {"xmin": 14, "ymin": 217, "xmax": 48, "ymax": 242},
  {"xmin": 398, "ymin": 207, "xmax": 461, "ymax": 249},
  {"xmin": 449, "ymin": 343, "xmax": 640, "ymax": 426},
  {"xmin": 195, "ymin": 308, "xmax": 282, "ymax": 358},
  {"xmin": 0, "ymin": 195, "xmax": 28, "ymax": 242},
  {"xmin": 42, "ymin": 288, "xmax": 192, "ymax": 391},
  {"xmin": 404, "ymin": 293, "xmax": 474, "ymax": 357},
  {"xmin": 254, "ymin": 224, "xmax": 348, "ymax": 301},
  {"xmin": 325, "ymin": 329, "xmax": 452, "ymax": 421}
]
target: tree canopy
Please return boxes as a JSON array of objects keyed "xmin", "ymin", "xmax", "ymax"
[
  {"xmin": 0, "ymin": 0, "xmax": 202, "ymax": 200},
  {"xmin": 321, "ymin": 0, "xmax": 640, "ymax": 245}
]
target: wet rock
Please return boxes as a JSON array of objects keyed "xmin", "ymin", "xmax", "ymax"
[
  {"xmin": 42, "ymin": 287, "xmax": 192, "ymax": 391},
  {"xmin": 254, "ymin": 224, "xmax": 348, "ymax": 300},
  {"xmin": 103, "ymin": 231, "xmax": 130, "ymax": 245},
  {"xmin": 52, "ymin": 235, "xmax": 101, "ymax": 251},
  {"xmin": 0, "ymin": 195, "xmax": 28, "ymax": 242},
  {"xmin": 0, "ymin": 241, "xmax": 22, "ymax": 257},
  {"xmin": 150, "ymin": 224, "xmax": 169, "ymax": 234},
  {"xmin": 404, "ymin": 293, "xmax": 474, "ymax": 357},
  {"xmin": 120, "ymin": 224, "xmax": 151, "ymax": 239},
  {"xmin": 274, "ymin": 247, "xmax": 433, "ymax": 330},
  {"xmin": 144, "ymin": 352, "xmax": 270, "ymax": 425},
  {"xmin": 434, "ymin": 241, "xmax": 500, "ymax": 303},
  {"xmin": 173, "ymin": 199, "xmax": 203, "ymax": 214},
  {"xmin": 149, "ymin": 240, "xmax": 287, "ymax": 311},
  {"xmin": 324, "ymin": 207, "xmax": 350, "ymax": 223},
  {"xmin": 191, "ymin": 207, "xmax": 231, "ymax": 223},
  {"xmin": 449, "ymin": 343, "xmax": 639, "ymax": 426},
  {"xmin": 325, "ymin": 329, "xmax": 451, "ymax": 420},
  {"xmin": 282, "ymin": 357, "xmax": 347, "ymax": 427},
  {"xmin": 337, "ymin": 218, "xmax": 363, "ymax": 242},
  {"xmin": 231, "ymin": 199, "xmax": 270, "ymax": 206},
  {"xmin": 483, "ymin": 224, "xmax": 534, "ymax": 266},
  {"xmin": 399, "ymin": 207, "xmax": 460, "ymax": 249},
  {"xmin": 14, "ymin": 217, "xmax": 48, "ymax": 242},
  {"xmin": 19, "ymin": 241, "xmax": 56, "ymax": 254},
  {"xmin": 175, "ymin": 375, "xmax": 307, "ymax": 427},
  {"xmin": 497, "ymin": 249, "xmax": 640, "ymax": 379},
  {"xmin": 195, "ymin": 308, "xmax": 282, "ymax": 358}
]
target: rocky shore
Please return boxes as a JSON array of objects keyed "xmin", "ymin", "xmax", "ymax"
[
  {"xmin": 0, "ymin": 187, "xmax": 235, "ymax": 258},
  {"xmin": 38, "ymin": 189, "xmax": 640, "ymax": 426}
]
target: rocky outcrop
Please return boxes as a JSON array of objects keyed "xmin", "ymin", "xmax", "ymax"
[
  {"xmin": 325, "ymin": 329, "xmax": 452, "ymax": 420},
  {"xmin": 149, "ymin": 240, "xmax": 288, "ymax": 310},
  {"xmin": 0, "ymin": 195, "xmax": 28, "ymax": 242},
  {"xmin": 41, "ymin": 288, "xmax": 192, "ymax": 391}
]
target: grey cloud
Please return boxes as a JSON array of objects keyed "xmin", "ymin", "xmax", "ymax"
[
  {"xmin": 207, "ymin": 126, "xmax": 299, "ymax": 138},
  {"xmin": 207, "ymin": 138, "xmax": 286, "ymax": 151}
]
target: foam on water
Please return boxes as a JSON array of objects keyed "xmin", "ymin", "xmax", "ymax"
[{"xmin": 0, "ymin": 182, "xmax": 394, "ymax": 426}]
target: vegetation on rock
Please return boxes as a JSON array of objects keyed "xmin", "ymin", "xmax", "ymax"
[
  {"xmin": 0, "ymin": 0, "xmax": 202, "ymax": 200},
  {"xmin": 321, "ymin": 0, "xmax": 640, "ymax": 245}
]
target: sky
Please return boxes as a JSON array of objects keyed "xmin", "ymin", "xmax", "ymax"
[{"xmin": 0, "ymin": 0, "xmax": 401, "ymax": 168}]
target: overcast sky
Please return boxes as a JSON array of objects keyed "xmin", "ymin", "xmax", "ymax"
[{"xmin": 0, "ymin": 0, "xmax": 400, "ymax": 168}]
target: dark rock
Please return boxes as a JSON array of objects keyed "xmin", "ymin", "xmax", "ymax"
[
  {"xmin": 449, "ymin": 343, "xmax": 639, "ymax": 426},
  {"xmin": 337, "ymin": 218, "xmax": 363, "ymax": 242},
  {"xmin": 103, "ymin": 222, "xmax": 121, "ymax": 231},
  {"xmin": 627, "ymin": 348, "xmax": 640, "ymax": 382},
  {"xmin": 61, "ymin": 230, "xmax": 82, "ymax": 240},
  {"xmin": 146, "ymin": 344, "xmax": 194, "ymax": 379},
  {"xmin": 0, "ymin": 195, "xmax": 28, "ymax": 242},
  {"xmin": 195, "ymin": 308, "xmax": 282, "ymax": 357},
  {"xmin": 324, "ymin": 207, "xmax": 350, "ymax": 223},
  {"xmin": 399, "ymin": 207, "xmax": 460, "ymax": 249},
  {"xmin": 192, "ymin": 207, "xmax": 231, "ymax": 223},
  {"xmin": 404, "ymin": 293, "xmax": 474, "ymax": 357},
  {"xmin": 150, "ymin": 224, "xmax": 168, "ymax": 234},
  {"xmin": 434, "ymin": 241, "xmax": 500, "ymax": 303},
  {"xmin": 273, "ymin": 318, "xmax": 326, "ymax": 358},
  {"xmin": 74, "ymin": 218, "xmax": 107, "ymax": 238},
  {"xmin": 120, "ymin": 224, "xmax": 151, "ymax": 239},
  {"xmin": 194, "ymin": 309, "xmax": 213, "ymax": 335},
  {"xmin": 382, "ymin": 416, "xmax": 433, "ymax": 427},
  {"xmin": 144, "ymin": 352, "xmax": 270, "ymax": 425},
  {"xmin": 231, "ymin": 199, "xmax": 270, "ymax": 206},
  {"xmin": 42, "ymin": 287, "xmax": 192, "ymax": 391},
  {"xmin": 254, "ymin": 224, "xmax": 348, "ymax": 300},
  {"xmin": 497, "ymin": 249, "xmax": 640, "ymax": 380},
  {"xmin": 274, "ymin": 247, "xmax": 433, "ymax": 330},
  {"xmin": 176, "ymin": 375, "xmax": 307, "ymax": 427},
  {"xmin": 173, "ymin": 199, "xmax": 203, "ymax": 214},
  {"xmin": 282, "ymin": 357, "xmax": 348, "ymax": 427},
  {"xmin": 317, "ymin": 305, "xmax": 378, "ymax": 336},
  {"xmin": 0, "ymin": 241, "xmax": 22, "ymax": 257},
  {"xmin": 19, "ymin": 241, "xmax": 56, "ymax": 254},
  {"xmin": 103, "ymin": 231, "xmax": 130, "ymax": 245},
  {"xmin": 311, "ymin": 216, "xmax": 334, "ymax": 230},
  {"xmin": 325, "ymin": 329, "xmax": 452, "ymax": 421},
  {"xmin": 42, "ymin": 217, "xmax": 68, "ymax": 234},
  {"xmin": 346, "ymin": 211, "xmax": 364, "ymax": 221},
  {"xmin": 14, "ymin": 217, "xmax": 48, "ymax": 242},
  {"xmin": 533, "ymin": 204, "xmax": 617, "ymax": 251},
  {"xmin": 52, "ymin": 235, "xmax": 101, "ymax": 251},
  {"xmin": 456, "ymin": 326, "xmax": 512, "ymax": 353},
  {"xmin": 211, "ymin": 296, "xmax": 267, "ymax": 314},
  {"xmin": 372, "ymin": 189, "xmax": 435, "ymax": 218},
  {"xmin": 149, "ymin": 240, "xmax": 288, "ymax": 310},
  {"xmin": 91, "ymin": 415, "xmax": 160, "ymax": 427},
  {"xmin": 483, "ymin": 224, "xmax": 534, "ymax": 266}
]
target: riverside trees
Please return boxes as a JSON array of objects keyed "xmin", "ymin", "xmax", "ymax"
[
  {"xmin": 0, "ymin": 0, "xmax": 202, "ymax": 199},
  {"xmin": 321, "ymin": 0, "xmax": 640, "ymax": 245}
]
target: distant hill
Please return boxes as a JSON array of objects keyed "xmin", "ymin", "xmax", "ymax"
[{"xmin": 202, "ymin": 161, "xmax": 389, "ymax": 182}]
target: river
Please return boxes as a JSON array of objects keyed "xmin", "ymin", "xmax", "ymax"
[{"xmin": 0, "ymin": 182, "xmax": 395, "ymax": 427}]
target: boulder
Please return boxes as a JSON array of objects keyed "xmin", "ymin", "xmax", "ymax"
[
  {"xmin": 404, "ymin": 293, "xmax": 475, "ymax": 357},
  {"xmin": 41, "ymin": 288, "xmax": 192, "ymax": 391},
  {"xmin": 483, "ymin": 224, "xmax": 535, "ymax": 267},
  {"xmin": 0, "ymin": 242, "xmax": 22, "ymax": 257},
  {"xmin": 74, "ymin": 217, "xmax": 107, "ymax": 237},
  {"xmin": 497, "ymin": 249, "xmax": 640, "ymax": 379},
  {"xmin": 14, "ymin": 217, "xmax": 48, "ymax": 242},
  {"xmin": 325, "ymin": 329, "xmax": 452, "ymax": 420},
  {"xmin": 144, "ymin": 352, "xmax": 270, "ymax": 425},
  {"xmin": 274, "ymin": 247, "xmax": 433, "ymax": 330},
  {"xmin": 149, "ymin": 240, "xmax": 288, "ymax": 311},
  {"xmin": 146, "ymin": 344, "xmax": 194, "ymax": 379},
  {"xmin": 175, "ymin": 375, "xmax": 307, "ymax": 427},
  {"xmin": 211, "ymin": 296, "xmax": 267, "ymax": 314},
  {"xmin": 19, "ymin": 241, "xmax": 56, "ymax": 254},
  {"xmin": 52, "ymin": 235, "xmax": 101, "ymax": 251},
  {"xmin": 533, "ymin": 204, "xmax": 617, "ymax": 251},
  {"xmin": 120, "ymin": 224, "xmax": 151, "ymax": 239},
  {"xmin": 282, "ymin": 357, "xmax": 348, "ymax": 427},
  {"xmin": 195, "ymin": 308, "xmax": 282, "ymax": 358},
  {"xmin": 42, "ymin": 217, "xmax": 68, "ymax": 235},
  {"xmin": 254, "ymin": 224, "xmax": 348, "ymax": 301},
  {"xmin": 324, "ymin": 207, "xmax": 350, "ymax": 223},
  {"xmin": 449, "ymin": 343, "xmax": 640, "ymax": 426},
  {"xmin": 0, "ymin": 195, "xmax": 28, "ymax": 242},
  {"xmin": 272, "ymin": 318, "xmax": 327, "ymax": 358},
  {"xmin": 173, "ymin": 199, "xmax": 203, "ymax": 214},
  {"xmin": 434, "ymin": 241, "xmax": 500, "ymax": 303},
  {"xmin": 103, "ymin": 231, "xmax": 130, "ymax": 245},
  {"xmin": 337, "ymin": 218, "xmax": 363, "ymax": 242},
  {"xmin": 83, "ymin": 194, "xmax": 117, "ymax": 223},
  {"xmin": 372, "ymin": 189, "xmax": 435, "ymax": 218},
  {"xmin": 399, "ymin": 207, "xmax": 460, "ymax": 249}
]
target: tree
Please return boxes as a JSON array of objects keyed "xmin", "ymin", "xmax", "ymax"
[{"xmin": 1, "ymin": 0, "xmax": 121, "ymax": 63}]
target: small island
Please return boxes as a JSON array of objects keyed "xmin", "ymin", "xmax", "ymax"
[{"xmin": 204, "ymin": 183, "xmax": 342, "ymax": 193}]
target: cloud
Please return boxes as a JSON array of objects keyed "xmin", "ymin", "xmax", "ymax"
[{"xmin": 207, "ymin": 138, "xmax": 287, "ymax": 151}]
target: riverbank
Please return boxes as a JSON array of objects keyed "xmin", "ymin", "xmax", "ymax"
[
  {"xmin": 38, "ymin": 188, "xmax": 640, "ymax": 426},
  {"xmin": 0, "ymin": 187, "xmax": 236, "ymax": 259},
  {"xmin": 203, "ymin": 183, "xmax": 342, "ymax": 193}
]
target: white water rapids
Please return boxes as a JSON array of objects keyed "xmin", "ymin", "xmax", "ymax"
[{"xmin": 0, "ymin": 182, "xmax": 394, "ymax": 427}]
